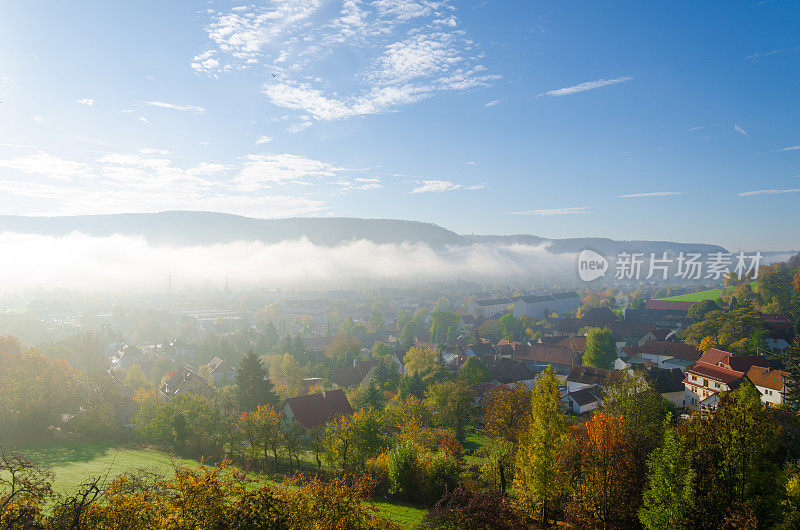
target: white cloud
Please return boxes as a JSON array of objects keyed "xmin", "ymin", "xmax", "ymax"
[
  {"xmin": 146, "ymin": 101, "xmax": 206, "ymax": 112},
  {"xmin": 734, "ymin": 124, "xmax": 748, "ymax": 136},
  {"xmin": 137, "ymin": 116, "xmax": 149, "ymax": 123},
  {"xmin": 32, "ymin": 114, "xmax": 44, "ymax": 123},
  {"xmin": 737, "ymin": 188, "xmax": 800, "ymax": 196},
  {"xmin": 197, "ymin": 1, "xmax": 496, "ymax": 120},
  {"xmin": 542, "ymin": 76, "xmax": 632, "ymax": 97},
  {"xmin": 619, "ymin": 191, "xmax": 684, "ymax": 198},
  {"xmin": 411, "ymin": 179, "xmax": 484, "ymax": 193},
  {"xmin": 0, "ymin": 151, "xmax": 94, "ymax": 181},
  {"xmin": 287, "ymin": 119, "xmax": 313, "ymax": 133},
  {"xmin": 466, "ymin": 161, "xmax": 478, "ymax": 165},
  {"xmin": 484, "ymin": 99, "xmax": 502, "ymax": 107},
  {"xmin": 256, "ymin": 135, "xmax": 274, "ymax": 144},
  {"xmin": 511, "ymin": 207, "xmax": 589, "ymax": 216},
  {"xmin": 76, "ymin": 98, "xmax": 94, "ymax": 106},
  {"xmin": 773, "ymin": 145, "xmax": 800, "ymax": 152},
  {"xmin": 236, "ymin": 153, "xmax": 348, "ymax": 190},
  {"xmin": 139, "ymin": 148, "xmax": 172, "ymax": 155}
]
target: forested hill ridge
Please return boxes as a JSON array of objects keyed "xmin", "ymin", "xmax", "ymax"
[{"xmin": 0, "ymin": 210, "xmax": 732, "ymax": 254}]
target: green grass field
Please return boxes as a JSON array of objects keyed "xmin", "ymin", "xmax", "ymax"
[
  {"xmin": 15, "ymin": 441, "xmax": 425, "ymax": 528},
  {"xmin": 657, "ymin": 281, "xmax": 758, "ymax": 302},
  {"xmin": 658, "ymin": 288, "xmax": 725, "ymax": 302}
]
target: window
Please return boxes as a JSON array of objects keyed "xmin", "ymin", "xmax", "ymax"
[{"xmin": 703, "ymin": 379, "xmax": 708, "ymax": 387}]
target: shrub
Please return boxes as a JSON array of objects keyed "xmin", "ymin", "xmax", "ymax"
[
  {"xmin": 387, "ymin": 441, "xmax": 419, "ymax": 502},
  {"xmin": 421, "ymin": 451, "xmax": 460, "ymax": 505},
  {"xmin": 422, "ymin": 484, "xmax": 531, "ymax": 529}
]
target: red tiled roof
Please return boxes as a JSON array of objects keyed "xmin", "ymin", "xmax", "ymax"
[
  {"xmin": 555, "ymin": 336, "xmax": 587, "ymax": 352},
  {"xmin": 514, "ymin": 344, "xmax": 577, "ymax": 366},
  {"xmin": 284, "ymin": 389, "xmax": 353, "ymax": 429},
  {"xmin": 746, "ymin": 366, "xmax": 789, "ymax": 391},
  {"xmin": 639, "ymin": 340, "xmax": 701, "ymax": 362},
  {"xmin": 644, "ymin": 300, "xmax": 696, "ymax": 311},
  {"xmin": 688, "ymin": 362, "xmax": 744, "ymax": 385},
  {"xmin": 697, "ymin": 347, "xmax": 730, "ymax": 366},
  {"xmin": 567, "ymin": 365, "xmax": 611, "ymax": 386}
]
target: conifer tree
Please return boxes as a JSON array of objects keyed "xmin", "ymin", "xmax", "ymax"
[{"xmin": 235, "ymin": 351, "xmax": 278, "ymax": 412}]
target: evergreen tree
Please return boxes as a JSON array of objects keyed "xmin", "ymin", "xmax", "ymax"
[
  {"xmin": 780, "ymin": 337, "xmax": 800, "ymax": 411},
  {"xmin": 639, "ymin": 420, "xmax": 695, "ymax": 529},
  {"xmin": 235, "ymin": 351, "xmax": 278, "ymax": 412},
  {"xmin": 513, "ymin": 366, "xmax": 569, "ymax": 525}
]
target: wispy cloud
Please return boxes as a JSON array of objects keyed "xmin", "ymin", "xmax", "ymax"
[
  {"xmin": 146, "ymin": 101, "xmax": 206, "ymax": 112},
  {"xmin": 773, "ymin": 145, "xmax": 800, "ymax": 152},
  {"xmin": 511, "ymin": 207, "xmax": 589, "ymax": 216},
  {"xmin": 745, "ymin": 47, "xmax": 796, "ymax": 60},
  {"xmin": 484, "ymin": 99, "xmax": 502, "ymax": 107},
  {"xmin": 738, "ymin": 188, "xmax": 800, "ymax": 196},
  {"xmin": 542, "ymin": 76, "xmax": 632, "ymax": 97},
  {"xmin": 76, "ymin": 98, "xmax": 94, "ymax": 106},
  {"xmin": 619, "ymin": 191, "xmax": 684, "ymax": 198},
  {"xmin": 196, "ymin": 1, "xmax": 497, "ymax": 121},
  {"xmin": 139, "ymin": 148, "xmax": 171, "ymax": 155},
  {"xmin": 411, "ymin": 179, "xmax": 485, "ymax": 193},
  {"xmin": 734, "ymin": 124, "xmax": 748, "ymax": 137},
  {"xmin": 256, "ymin": 136, "xmax": 273, "ymax": 144}
]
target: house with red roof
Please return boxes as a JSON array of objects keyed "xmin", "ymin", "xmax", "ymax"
[
  {"xmin": 684, "ymin": 348, "xmax": 772, "ymax": 410},
  {"xmin": 282, "ymin": 389, "xmax": 353, "ymax": 429}
]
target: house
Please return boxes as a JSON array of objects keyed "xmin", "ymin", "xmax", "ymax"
[
  {"xmin": 638, "ymin": 328, "xmax": 677, "ymax": 347},
  {"xmin": 159, "ymin": 366, "xmax": 214, "ymax": 400},
  {"xmin": 204, "ymin": 356, "xmax": 236, "ymax": 385},
  {"xmin": 746, "ymin": 365, "xmax": 790, "ymax": 406},
  {"xmin": 566, "ymin": 365, "xmax": 611, "ymax": 393},
  {"xmin": 684, "ymin": 348, "xmax": 772, "ymax": 410},
  {"xmin": 282, "ymin": 389, "xmax": 353, "ymax": 429},
  {"xmin": 513, "ymin": 344, "xmax": 578, "ymax": 377},
  {"xmin": 512, "ymin": 292, "xmax": 579, "ymax": 318},
  {"xmin": 642, "ymin": 367, "xmax": 687, "ymax": 408},
  {"xmin": 580, "ymin": 307, "xmax": 618, "ymax": 327},
  {"xmin": 567, "ymin": 385, "xmax": 602, "ymax": 414},
  {"xmin": 109, "ymin": 345, "xmax": 145, "ymax": 373},
  {"xmin": 486, "ymin": 358, "xmax": 536, "ymax": 387},
  {"xmin": 762, "ymin": 314, "xmax": 794, "ymax": 340},
  {"xmin": 662, "ymin": 357, "xmax": 694, "ymax": 372},
  {"xmin": 641, "ymin": 300, "xmax": 696, "ymax": 328},
  {"xmin": 554, "ymin": 336, "xmax": 587, "ymax": 355},
  {"xmin": 639, "ymin": 340, "xmax": 701, "ymax": 367},
  {"xmin": 332, "ymin": 359, "xmax": 378, "ymax": 389},
  {"xmin": 469, "ymin": 298, "xmax": 512, "ymax": 318}
]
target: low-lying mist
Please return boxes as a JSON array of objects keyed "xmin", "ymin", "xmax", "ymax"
[{"xmin": 0, "ymin": 232, "xmax": 579, "ymax": 293}]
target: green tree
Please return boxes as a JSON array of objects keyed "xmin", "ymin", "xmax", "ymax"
[
  {"xmin": 403, "ymin": 346, "xmax": 442, "ymax": 377},
  {"xmin": 513, "ymin": 366, "xmax": 570, "ymax": 525},
  {"xmin": 235, "ymin": 352, "xmax": 279, "ymax": 412},
  {"xmin": 457, "ymin": 357, "xmax": 489, "ymax": 386},
  {"xmin": 582, "ymin": 327, "xmax": 616, "ymax": 369},
  {"xmin": 426, "ymin": 381, "xmax": 473, "ymax": 442},
  {"xmin": 428, "ymin": 311, "xmax": 460, "ymax": 344},
  {"xmin": 639, "ymin": 420, "xmax": 695, "ymax": 529},
  {"xmin": 499, "ymin": 314, "xmax": 525, "ymax": 343}
]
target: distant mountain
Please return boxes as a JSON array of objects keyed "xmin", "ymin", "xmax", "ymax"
[
  {"xmin": 467, "ymin": 235, "xmax": 729, "ymax": 256},
  {"xmin": 0, "ymin": 212, "xmax": 464, "ymax": 247},
  {"xmin": 0, "ymin": 211, "xmax": 733, "ymax": 255}
]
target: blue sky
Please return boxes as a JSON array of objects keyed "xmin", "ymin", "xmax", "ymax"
[{"xmin": 0, "ymin": 0, "xmax": 798, "ymax": 251}]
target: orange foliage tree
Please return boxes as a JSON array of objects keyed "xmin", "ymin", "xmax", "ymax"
[
  {"xmin": 237, "ymin": 404, "xmax": 283, "ymax": 471},
  {"xmin": 568, "ymin": 411, "xmax": 638, "ymax": 528}
]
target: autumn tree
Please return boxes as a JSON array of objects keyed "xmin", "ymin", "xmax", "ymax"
[
  {"xmin": 582, "ymin": 327, "xmax": 617, "ymax": 369},
  {"xmin": 0, "ymin": 448, "xmax": 53, "ymax": 528},
  {"xmin": 237, "ymin": 404, "xmax": 283, "ymax": 471},
  {"xmin": 514, "ymin": 366, "xmax": 570, "ymax": 524},
  {"xmin": 403, "ymin": 346, "xmax": 442, "ymax": 377},
  {"xmin": 426, "ymin": 380, "xmax": 473, "ymax": 442},
  {"xmin": 499, "ymin": 314, "xmax": 526, "ymax": 343},
  {"xmin": 483, "ymin": 383, "xmax": 531, "ymax": 446}
]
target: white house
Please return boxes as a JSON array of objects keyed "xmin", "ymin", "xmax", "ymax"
[
  {"xmin": 567, "ymin": 385, "xmax": 602, "ymax": 414},
  {"xmin": 746, "ymin": 365, "xmax": 790, "ymax": 406}
]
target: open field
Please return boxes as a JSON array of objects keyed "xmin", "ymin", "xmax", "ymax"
[
  {"xmin": 16, "ymin": 441, "xmax": 425, "ymax": 528},
  {"xmin": 658, "ymin": 288, "xmax": 725, "ymax": 302}
]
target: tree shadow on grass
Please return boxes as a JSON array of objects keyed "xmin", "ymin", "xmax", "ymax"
[{"xmin": 16, "ymin": 441, "xmax": 115, "ymax": 467}]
